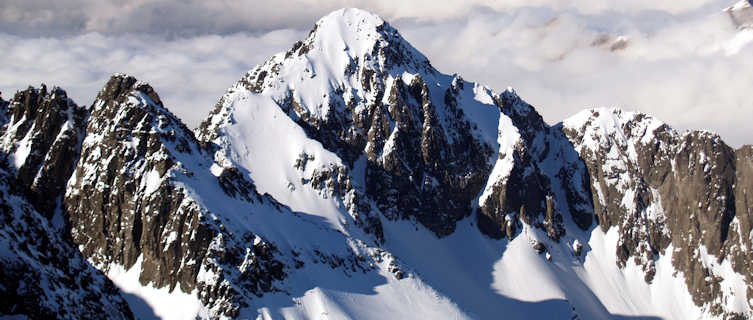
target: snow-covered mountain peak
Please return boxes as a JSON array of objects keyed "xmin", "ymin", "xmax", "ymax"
[
  {"xmin": 563, "ymin": 107, "xmax": 673, "ymax": 153},
  {"xmin": 197, "ymin": 8, "xmax": 521, "ymax": 238},
  {"xmin": 309, "ymin": 8, "xmax": 388, "ymax": 56},
  {"xmin": 302, "ymin": 8, "xmax": 432, "ymax": 74},
  {"xmin": 210, "ymin": 8, "xmax": 436, "ymax": 121},
  {"xmin": 89, "ymin": 74, "xmax": 197, "ymax": 148},
  {"xmin": 94, "ymin": 74, "xmax": 165, "ymax": 112}
]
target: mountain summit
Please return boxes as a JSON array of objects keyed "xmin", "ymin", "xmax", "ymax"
[
  {"xmin": 292, "ymin": 8, "xmax": 433, "ymax": 75},
  {"xmin": 2, "ymin": 8, "xmax": 752, "ymax": 320}
]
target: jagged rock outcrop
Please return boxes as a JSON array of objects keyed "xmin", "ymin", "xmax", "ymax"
[
  {"xmin": 362, "ymin": 74, "xmax": 494, "ymax": 235},
  {"xmin": 562, "ymin": 108, "xmax": 753, "ymax": 318},
  {"xmin": 0, "ymin": 88, "xmax": 133, "ymax": 319},
  {"xmin": 477, "ymin": 89, "xmax": 594, "ymax": 241},
  {"xmin": 65, "ymin": 74, "xmax": 210, "ymax": 289},
  {"xmin": 0, "ymin": 85, "xmax": 87, "ymax": 215},
  {"xmin": 62, "ymin": 74, "xmax": 287, "ymax": 317},
  {"xmin": 0, "ymin": 170, "xmax": 133, "ymax": 319}
]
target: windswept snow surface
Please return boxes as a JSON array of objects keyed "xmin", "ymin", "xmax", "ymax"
[
  {"xmin": 215, "ymin": 91, "xmax": 350, "ymax": 231},
  {"xmin": 250, "ymin": 257, "xmax": 472, "ymax": 320},
  {"xmin": 105, "ymin": 256, "xmax": 202, "ymax": 320},
  {"xmin": 582, "ymin": 229, "xmax": 702, "ymax": 320},
  {"xmin": 379, "ymin": 214, "xmax": 705, "ymax": 320}
]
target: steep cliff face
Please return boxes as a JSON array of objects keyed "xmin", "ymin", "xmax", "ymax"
[
  {"xmin": 63, "ymin": 74, "xmax": 289, "ymax": 318},
  {"xmin": 65, "ymin": 74, "xmax": 211, "ymax": 290},
  {"xmin": 0, "ymin": 85, "xmax": 87, "ymax": 215},
  {"xmin": 732, "ymin": 145, "xmax": 753, "ymax": 303},
  {"xmin": 0, "ymin": 91, "xmax": 132, "ymax": 319},
  {"xmin": 476, "ymin": 89, "xmax": 594, "ymax": 241},
  {"xmin": 562, "ymin": 108, "xmax": 752, "ymax": 318},
  {"xmin": 0, "ymin": 168, "xmax": 133, "ymax": 319}
]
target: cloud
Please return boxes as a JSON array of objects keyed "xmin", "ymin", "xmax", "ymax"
[
  {"xmin": 0, "ymin": 30, "xmax": 304, "ymax": 126},
  {"xmin": 0, "ymin": 0, "xmax": 730, "ymax": 37},
  {"xmin": 395, "ymin": 5, "xmax": 753, "ymax": 147},
  {"xmin": 0, "ymin": 1, "xmax": 751, "ymax": 147}
]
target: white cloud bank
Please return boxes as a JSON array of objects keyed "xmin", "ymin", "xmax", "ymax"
[
  {"xmin": 0, "ymin": 1, "xmax": 751, "ymax": 147},
  {"xmin": 399, "ymin": 4, "xmax": 753, "ymax": 147},
  {"xmin": 0, "ymin": 30, "xmax": 304, "ymax": 126},
  {"xmin": 0, "ymin": 0, "xmax": 731, "ymax": 36}
]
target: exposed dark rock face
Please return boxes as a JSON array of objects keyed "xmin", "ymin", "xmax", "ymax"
[
  {"xmin": 65, "ymin": 74, "xmax": 210, "ymax": 290},
  {"xmin": 60, "ymin": 74, "xmax": 287, "ymax": 317},
  {"xmin": 732, "ymin": 145, "xmax": 753, "ymax": 308},
  {"xmin": 0, "ymin": 88, "xmax": 134, "ymax": 319},
  {"xmin": 563, "ymin": 108, "xmax": 752, "ymax": 318},
  {"xmin": 0, "ymin": 86, "xmax": 88, "ymax": 216},
  {"xmin": 0, "ymin": 157, "xmax": 133, "ymax": 319},
  {"xmin": 662, "ymin": 133, "xmax": 739, "ymax": 310},
  {"xmin": 477, "ymin": 90, "xmax": 594, "ymax": 241},
  {"xmin": 362, "ymin": 75, "xmax": 494, "ymax": 236},
  {"xmin": 562, "ymin": 110, "xmax": 675, "ymax": 273}
]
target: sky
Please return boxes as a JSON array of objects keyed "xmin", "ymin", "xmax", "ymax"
[{"xmin": 0, "ymin": 0, "xmax": 751, "ymax": 147}]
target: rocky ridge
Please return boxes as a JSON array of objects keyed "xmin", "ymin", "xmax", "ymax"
[
  {"xmin": 62, "ymin": 75, "xmax": 297, "ymax": 317},
  {"xmin": 198, "ymin": 9, "xmax": 595, "ymax": 243},
  {"xmin": 0, "ymin": 88, "xmax": 132, "ymax": 319},
  {"xmin": 563, "ymin": 108, "xmax": 753, "ymax": 317}
]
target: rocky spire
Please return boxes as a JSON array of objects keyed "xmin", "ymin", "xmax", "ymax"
[{"xmin": 0, "ymin": 85, "xmax": 88, "ymax": 215}]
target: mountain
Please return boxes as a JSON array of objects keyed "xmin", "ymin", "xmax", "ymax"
[
  {"xmin": 1, "ymin": 7, "xmax": 752, "ymax": 320},
  {"xmin": 0, "ymin": 86, "xmax": 132, "ymax": 319},
  {"xmin": 727, "ymin": 0, "xmax": 753, "ymax": 29}
]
